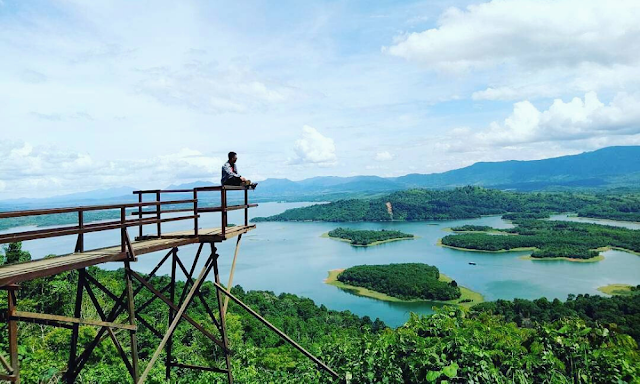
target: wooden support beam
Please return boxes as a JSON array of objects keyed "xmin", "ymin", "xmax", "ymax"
[
  {"xmin": 84, "ymin": 280, "xmax": 135, "ymax": 378},
  {"xmin": 7, "ymin": 289, "xmax": 19, "ymax": 384},
  {"xmin": 124, "ymin": 261, "xmax": 140, "ymax": 382},
  {"xmin": 136, "ymin": 253, "xmax": 216, "ymax": 384},
  {"xmin": 174, "ymin": 255, "xmax": 220, "ymax": 330},
  {"xmin": 128, "ymin": 270, "xmax": 228, "ymax": 353},
  {"xmin": 67, "ymin": 269, "xmax": 85, "ymax": 384},
  {"xmin": 10, "ymin": 311, "xmax": 137, "ymax": 331},
  {"xmin": 69, "ymin": 250, "xmax": 173, "ymax": 380},
  {"xmin": 0, "ymin": 353, "xmax": 12, "ymax": 374},
  {"xmin": 223, "ymin": 234, "xmax": 242, "ymax": 317},
  {"xmin": 166, "ymin": 248, "xmax": 177, "ymax": 380},
  {"xmin": 213, "ymin": 281, "xmax": 340, "ymax": 380},
  {"xmin": 213, "ymin": 246, "xmax": 234, "ymax": 384}
]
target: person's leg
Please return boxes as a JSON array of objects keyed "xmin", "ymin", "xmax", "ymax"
[{"xmin": 224, "ymin": 177, "xmax": 243, "ymax": 186}]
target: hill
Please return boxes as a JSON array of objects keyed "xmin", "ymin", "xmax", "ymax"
[
  {"xmin": 253, "ymin": 186, "xmax": 640, "ymax": 223},
  {"xmin": 2, "ymin": 146, "xmax": 639, "ymax": 208}
]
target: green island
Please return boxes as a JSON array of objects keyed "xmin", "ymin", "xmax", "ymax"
[
  {"xmin": 1, "ymin": 243, "xmax": 639, "ymax": 382},
  {"xmin": 324, "ymin": 227, "xmax": 414, "ymax": 246},
  {"xmin": 597, "ymin": 284, "xmax": 640, "ymax": 296},
  {"xmin": 440, "ymin": 219, "xmax": 640, "ymax": 261},
  {"xmin": 325, "ymin": 263, "xmax": 483, "ymax": 308},
  {"xmin": 252, "ymin": 186, "xmax": 640, "ymax": 223}
]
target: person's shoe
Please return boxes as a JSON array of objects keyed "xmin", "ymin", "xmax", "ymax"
[{"xmin": 250, "ymin": 183, "xmax": 258, "ymax": 190}]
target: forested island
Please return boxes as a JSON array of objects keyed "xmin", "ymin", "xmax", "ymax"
[
  {"xmin": 0, "ymin": 244, "xmax": 639, "ymax": 382},
  {"xmin": 252, "ymin": 186, "xmax": 640, "ymax": 223},
  {"xmin": 325, "ymin": 228, "xmax": 414, "ymax": 246},
  {"xmin": 441, "ymin": 219, "xmax": 640, "ymax": 260},
  {"xmin": 598, "ymin": 284, "xmax": 640, "ymax": 296},
  {"xmin": 330, "ymin": 263, "xmax": 461, "ymax": 301}
]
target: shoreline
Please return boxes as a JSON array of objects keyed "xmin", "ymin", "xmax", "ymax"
[
  {"xmin": 324, "ymin": 269, "xmax": 484, "ymax": 309},
  {"xmin": 437, "ymin": 238, "xmax": 640, "ymax": 261},
  {"xmin": 321, "ymin": 232, "xmax": 416, "ymax": 247},
  {"xmin": 597, "ymin": 284, "xmax": 637, "ymax": 296},
  {"xmin": 436, "ymin": 238, "xmax": 536, "ymax": 253}
]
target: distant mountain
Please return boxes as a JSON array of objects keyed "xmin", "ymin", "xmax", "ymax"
[
  {"xmin": 2, "ymin": 146, "xmax": 638, "ymax": 208},
  {"xmin": 0, "ymin": 186, "xmax": 137, "ymax": 210},
  {"xmin": 251, "ymin": 146, "xmax": 640, "ymax": 198},
  {"xmin": 393, "ymin": 146, "xmax": 640, "ymax": 190}
]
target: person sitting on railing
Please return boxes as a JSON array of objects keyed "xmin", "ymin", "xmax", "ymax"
[{"xmin": 221, "ymin": 151, "xmax": 258, "ymax": 189}]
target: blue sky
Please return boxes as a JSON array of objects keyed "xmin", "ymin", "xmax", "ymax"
[{"xmin": 1, "ymin": 0, "xmax": 640, "ymax": 199}]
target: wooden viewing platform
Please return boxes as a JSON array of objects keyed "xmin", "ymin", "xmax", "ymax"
[
  {"xmin": 0, "ymin": 224, "xmax": 255, "ymax": 287},
  {"xmin": 0, "ymin": 186, "xmax": 340, "ymax": 384}
]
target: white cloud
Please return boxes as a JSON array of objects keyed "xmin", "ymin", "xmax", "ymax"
[
  {"xmin": 289, "ymin": 125, "xmax": 337, "ymax": 166},
  {"xmin": 385, "ymin": 0, "xmax": 640, "ymax": 100},
  {"xmin": 375, "ymin": 151, "xmax": 394, "ymax": 161},
  {"xmin": 0, "ymin": 141, "xmax": 223, "ymax": 198},
  {"xmin": 447, "ymin": 92, "xmax": 640, "ymax": 150},
  {"xmin": 136, "ymin": 62, "xmax": 302, "ymax": 114}
]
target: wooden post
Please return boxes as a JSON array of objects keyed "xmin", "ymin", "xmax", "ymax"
[
  {"xmin": 137, "ymin": 193, "xmax": 143, "ymax": 238},
  {"xmin": 193, "ymin": 190, "xmax": 199, "ymax": 236},
  {"xmin": 221, "ymin": 188, "xmax": 227, "ymax": 237},
  {"xmin": 223, "ymin": 234, "xmax": 242, "ymax": 317},
  {"xmin": 7, "ymin": 286, "xmax": 19, "ymax": 384},
  {"xmin": 165, "ymin": 248, "xmax": 177, "ymax": 380},
  {"xmin": 212, "ymin": 245, "xmax": 233, "ymax": 384},
  {"xmin": 67, "ymin": 270, "xmax": 85, "ymax": 383},
  {"xmin": 121, "ymin": 207, "xmax": 126, "ymax": 254},
  {"xmin": 75, "ymin": 210, "xmax": 84, "ymax": 253},
  {"xmin": 156, "ymin": 192, "xmax": 161, "ymax": 237},
  {"xmin": 124, "ymin": 261, "xmax": 140, "ymax": 382},
  {"xmin": 244, "ymin": 188, "xmax": 248, "ymax": 226}
]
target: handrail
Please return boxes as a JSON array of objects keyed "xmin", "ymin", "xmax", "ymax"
[
  {"xmin": 0, "ymin": 186, "xmax": 257, "ymax": 249},
  {"xmin": 0, "ymin": 200, "xmax": 195, "ymax": 219}
]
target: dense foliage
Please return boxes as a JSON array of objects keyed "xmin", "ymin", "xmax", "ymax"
[
  {"xmin": 337, "ymin": 264, "xmax": 460, "ymax": 301},
  {"xmin": 472, "ymin": 293, "xmax": 640, "ymax": 343},
  {"xmin": 1, "ymin": 246, "xmax": 639, "ymax": 383},
  {"xmin": 441, "ymin": 219, "xmax": 640, "ymax": 259},
  {"xmin": 327, "ymin": 228, "xmax": 414, "ymax": 246},
  {"xmin": 253, "ymin": 186, "xmax": 640, "ymax": 223},
  {"xmin": 450, "ymin": 225, "xmax": 493, "ymax": 232}
]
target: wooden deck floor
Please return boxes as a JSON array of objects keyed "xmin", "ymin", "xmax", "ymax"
[{"xmin": 0, "ymin": 225, "xmax": 255, "ymax": 287}]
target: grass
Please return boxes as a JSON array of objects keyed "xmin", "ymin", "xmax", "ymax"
[
  {"xmin": 519, "ymin": 255, "xmax": 605, "ymax": 263},
  {"xmin": 321, "ymin": 232, "xmax": 416, "ymax": 247},
  {"xmin": 597, "ymin": 284, "xmax": 639, "ymax": 296},
  {"xmin": 324, "ymin": 269, "xmax": 484, "ymax": 309},
  {"xmin": 436, "ymin": 239, "xmax": 537, "ymax": 253}
]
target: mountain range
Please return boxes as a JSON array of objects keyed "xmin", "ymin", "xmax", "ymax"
[{"xmin": 2, "ymin": 146, "xmax": 638, "ymax": 209}]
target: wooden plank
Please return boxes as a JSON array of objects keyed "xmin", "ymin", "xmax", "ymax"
[
  {"xmin": 11, "ymin": 311, "xmax": 137, "ymax": 331},
  {"xmin": 0, "ymin": 226, "xmax": 254, "ymax": 287}
]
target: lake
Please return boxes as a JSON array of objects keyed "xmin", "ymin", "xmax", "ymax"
[{"xmin": 3, "ymin": 202, "xmax": 640, "ymax": 328}]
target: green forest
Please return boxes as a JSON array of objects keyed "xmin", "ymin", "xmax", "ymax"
[
  {"xmin": 336, "ymin": 264, "xmax": 460, "ymax": 301},
  {"xmin": 327, "ymin": 228, "xmax": 414, "ymax": 246},
  {"xmin": 0, "ymin": 245, "xmax": 639, "ymax": 383},
  {"xmin": 253, "ymin": 186, "xmax": 640, "ymax": 223},
  {"xmin": 442, "ymin": 219, "xmax": 640, "ymax": 259}
]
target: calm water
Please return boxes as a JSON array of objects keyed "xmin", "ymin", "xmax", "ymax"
[{"xmin": 3, "ymin": 202, "xmax": 640, "ymax": 328}]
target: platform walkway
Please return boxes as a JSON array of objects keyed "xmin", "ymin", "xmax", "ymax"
[{"xmin": 0, "ymin": 224, "xmax": 255, "ymax": 287}]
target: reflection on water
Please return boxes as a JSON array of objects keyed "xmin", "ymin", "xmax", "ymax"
[{"xmin": 3, "ymin": 202, "xmax": 640, "ymax": 328}]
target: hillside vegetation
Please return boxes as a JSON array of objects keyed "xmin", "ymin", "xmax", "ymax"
[
  {"xmin": 327, "ymin": 228, "xmax": 414, "ymax": 246},
  {"xmin": 442, "ymin": 219, "xmax": 640, "ymax": 259},
  {"xmin": 253, "ymin": 186, "xmax": 640, "ymax": 223},
  {"xmin": 1, "ymin": 245, "xmax": 640, "ymax": 383},
  {"xmin": 336, "ymin": 264, "xmax": 460, "ymax": 301}
]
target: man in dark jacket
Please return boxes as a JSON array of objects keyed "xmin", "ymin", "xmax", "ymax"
[{"xmin": 221, "ymin": 151, "xmax": 257, "ymax": 189}]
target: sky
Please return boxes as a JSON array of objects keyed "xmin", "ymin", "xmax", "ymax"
[{"xmin": 1, "ymin": 0, "xmax": 640, "ymax": 199}]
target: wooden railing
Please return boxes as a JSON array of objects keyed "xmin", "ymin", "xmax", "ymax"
[{"xmin": 0, "ymin": 186, "xmax": 257, "ymax": 250}]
